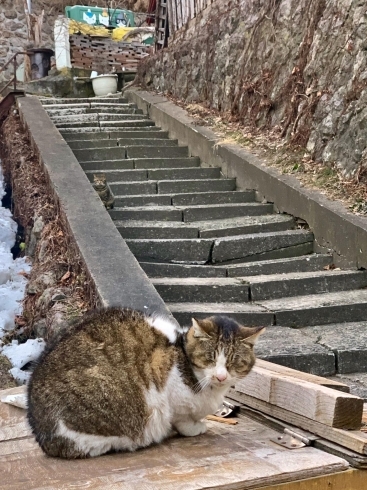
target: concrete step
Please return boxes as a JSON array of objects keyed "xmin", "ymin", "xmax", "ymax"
[
  {"xmin": 117, "ymin": 220, "xmax": 200, "ymax": 239},
  {"xmin": 60, "ymin": 126, "xmax": 168, "ymax": 142},
  {"xmin": 61, "ymin": 130, "xmax": 104, "ymax": 140},
  {"xmin": 39, "ymin": 97, "xmax": 128, "ymax": 105},
  {"xmin": 168, "ymin": 302, "xmax": 274, "ymax": 326},
  {"xmin": 51, "ymin": 114, "xmax": 99, "ymax": 123},
  {"xmin": 301, "ymin": 322, "xmax": 367, "ymax": 375},
  {"xmin": 110, "ymin": 202, "xmax": 274, "ymax": 222},
  {"xmin": 110, "ymin": 179, "xmax": 236, "ymax": 196},
  {"xmin": 152, "ymin": 277, "xmax": 250, "ymax": 303},
  {"xmin": 212, "ymin": 230, "xmax": 314, "ymax": 263},
  {"xmin": 43, "ymin": 103, "xmax": 91, "ymax": 109},
  {"xmin": 126, "ymin": 146, "xmax": 189, "ymax": 159},
  {"xmin": 45, "ymin": 107, "xmax": 140, "ymax": 116},
  {"xmin": 58, "ymin": 121, "xmax": 155, "ymax": 129},
  {"xmin": 73, "ymin": 146, "xmax": 194, "ymax": 162},
  {"xmin": 115, "ymin": 215, "xmax": 294, "ymax": 239},
  {"xmin": 108, "ymin": 130, "xmax": 169, "ymax": 139},
  {"xmin": 247, "ymin": 270, "xmax": 367, "ymax": 301},
  {"xmin": 117, "ymin": 138, "xmax": 174, "ymax": 147},
  {"xmin": 85, "ymin": 167, "xmax": 220, "ymax": 182},
  {"xmin": 140, "ymin": 261, "xmax": 228, "ymax": 278},
  {"xmin": 61, "ymin": 128, "xmax": 164, "ymax": 139},
  {"xmin": 88, "ymin": 107, "xmax": 144, "ymax": 115},
  {"xmin": 126, "ymin": 230, "xmax": 312, "ymax": 263},
  {"xmin": 150, "ymin": 270, "xmax": 366, "ymax": 304},
  {"xmin": 89, "ymin": 101, "xmax": 133, "ymax": 108},
  {"xmin": 69, "ymin": 137, "xmax": 177, "ymax": 151},
  {"xmin": 171, "ymin": 190, "xmax": 256, "ymax": 206},
  {"xmin": 258, "ymin": 289, "xmax": 367, "ymax": 326},
  {"xmin": 110, "ymin": 181, "xmax": 158, "ymax": 195},
  {"xmin": 86, "ymin": 169, "xmax": 147, "ymax": 182},
  {"xmin": 198, "ymin": 214, "xmax": 294, "ymax": 237},
  {"xmin": 254, "ymin": 326, "xmax": 336, "ymax": 376},
  {"xmin": 133, "ymin": 158, "xmax": 201, "ymax": 169},
  {"xmin": 81, "ymin": 160, "xmax": 135, "ymax": 171},
  {"xmin": 56, "ymin": 122, "xmax": 101, "ymax": 129},
  {"xmin": 157, "ymin": 178, "xmax": 236, "ymax": 193},
  {"xmin": 69, "ymin": 139, "xmax": 118, "ymax": 150},
  {"xmin": 98, "ymin": 113, "xmax": 147, "ymax": 121},
  {"xmin": 114, "ymin": 190, "xmax": 256, "ymax": 207},
  {"xmin": 182, "ymin": 203, "xmax": 274, "ymax": 222},
  {"xmin": 139, "ymin": 254, "xmax": 333, "ymax": 278},
  {"xmin": 80, "ymin": 158, "xmax": 201, "ymax": 171},
  {"xmin": 225, "ymin": 254, "xmax": 333, "ymax": 276},
  {"xmin": 51, "ymin": 114, "xmax": 147, "ymax": 124},
  {"xmin": 126, "ymin": 237, "xmax": 213, "ymax": 263},
  {"xmin": 114, "ymin": 195, "xmax": 173, "ymax": 207},
  {"xmin": 99, "ymin": 120, "xmax": 155, "ymax": 128}
]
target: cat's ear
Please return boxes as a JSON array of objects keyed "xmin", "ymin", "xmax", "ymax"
[
  {"xmin": 239, "ymin": 326, "xmax": 266, "ymax": 346},
  {"xmin": 191, "ymin": 318, "xmax": 211, "ymax": 339}
]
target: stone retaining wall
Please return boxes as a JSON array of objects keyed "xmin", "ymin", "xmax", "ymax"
[
  {"xmin": 138, "ymin": 0, "xmax": 367, "ymax": 177},
  {"xmin": 0, "ymin": 0, "xmax": 149, "ymax": 81}
]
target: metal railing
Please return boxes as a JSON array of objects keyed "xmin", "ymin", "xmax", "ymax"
[{"xmin": 0, "ymin": 52, "xmax": 27, "ymax": 96}]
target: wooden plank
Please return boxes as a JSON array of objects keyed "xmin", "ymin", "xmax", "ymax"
[
  {"xmin": 228, "ymin": 390, "xmax": 367, "ymax": 455},
  {"xmin": 256, "ymin": 360, "xmax": 350, "ymax": 393},
  {"xmin": 176, "ymin": 0, "xmax": 183, "ymax": 30},
  {"xmin": 167, "ymin": 0, "xmax": 176, "ymax": 34},
  {"xmin": 0, "ymin": 413, "xmax": 349, "ymax": 489},
  {"xmin": 259, "ymin": 469, "xmax": 367, "ymax": 490},
  {"xmin": 235, "ymin": 366, "xmax": 363, "ymax": 429}
]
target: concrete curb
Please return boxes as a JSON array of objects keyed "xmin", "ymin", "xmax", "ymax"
[
  {"xmin": 128, "ymin": 89, "xmax": 367, "ymax": 269},
  {"xmin": 17, "ymin": 96, "xmax": 170, "ymax": 317}
]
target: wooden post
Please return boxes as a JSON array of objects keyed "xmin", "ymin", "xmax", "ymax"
[{"xmin": 23, "ymin": 0, "xmax": 44, "ymax": 82}]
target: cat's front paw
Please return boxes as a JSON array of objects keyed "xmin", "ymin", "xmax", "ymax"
[{"xmin": 175, "ymin": 420, "xmax": 207, "ymax": 437}]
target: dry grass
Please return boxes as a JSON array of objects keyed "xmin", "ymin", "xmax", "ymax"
[
  {"xmin": 173, "ymin": 99, "xmax": 367, "ymax": 216},
  {"xmin": 0, "ymin": 112, "xmax": 97, "ymax": 342},
  {"xmin": 0, "ymin": 355, "xmax": 17, "ymax": 390}
]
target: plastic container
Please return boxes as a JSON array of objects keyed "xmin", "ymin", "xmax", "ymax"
[
  {"xmin": 91, "ymin": 74, "xmax": 118, "ymax": 96},
  {"xmin": 65, "ymin": 5, "xmax": 135, "ymax": 28}
]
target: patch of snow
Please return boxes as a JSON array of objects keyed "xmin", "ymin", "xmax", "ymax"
[
  {"xmin": 9, "ymin": 367, "xmax": 31, "ymax": 385},
  {"xmin": 2, "ymin": 338, "xmax": 46, "ymax": 369},
  {"xmin": 0, "ymin": 163, "xmax": 45, "ymax": 385}
]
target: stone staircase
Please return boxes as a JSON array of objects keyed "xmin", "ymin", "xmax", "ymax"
[{"xmin": 39, "ymin": 95, "xmax": 367, "ymax": 389}]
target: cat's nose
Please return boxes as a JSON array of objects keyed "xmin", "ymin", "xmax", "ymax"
[{"xmin": 216, "ymin": 373, "xmax": 227, "ymax": 382}]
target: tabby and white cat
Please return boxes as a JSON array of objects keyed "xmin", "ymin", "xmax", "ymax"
[
  {"xmin": 92, "ymin": 173, "xmax": 115, "ymax": 209},
  {"xmin": 27, "ymin": 308, "xmax": 264, "ymax": 459}
]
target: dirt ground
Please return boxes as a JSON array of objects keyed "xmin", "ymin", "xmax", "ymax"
[
  {"xmin": 0, "ymin": 356, "xmax": 16, "ymax": 390},
  {"xmin": 172, "ymin": 100, "xmax": 367, "ymax": 216}
]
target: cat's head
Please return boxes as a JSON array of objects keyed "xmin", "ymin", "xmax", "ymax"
[
  {"xmin": 185, "ymin": 316, "xmax": 265, "ymax": 389},
  {"xmin": 93, "ymin": 173, "xmax": 107, "ymax": 188}
]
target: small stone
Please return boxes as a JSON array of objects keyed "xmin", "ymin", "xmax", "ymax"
[
  {"xmin": 51, "ymin": 292, "xmax": 67, "ymax": 302},
  {"xmin": 33, "ymin": 319, "xmax": 47, "ymax": 338},
  {"xmin": 38, "ymin": 239, "xmax": 49, "ymax": 262},
  {"xmin": 38, "ymin": 271, "xmax": 57, "ymax": 288}
]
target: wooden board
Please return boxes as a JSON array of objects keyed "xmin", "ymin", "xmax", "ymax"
[
  {"xmin": 256, "ymin": 360, "xmax": 350, "ymax": 393},
  {"xmin": 259, "ymin": 469, "xmax": 367, "ymax": 490},
  {"xmin": 235, "ymin": 365, "xmax": 363, "ymax": 429},
  {"xmin": 0, "ymin": 388, "xmax": 349, "ymax": 490},
  {"xmin": 228, "ymin": 390, "xmax": 367, "ymax": 456}
]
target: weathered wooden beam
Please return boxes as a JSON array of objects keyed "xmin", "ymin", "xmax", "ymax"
[
  {"xmin": 229, "ymin": 390, "xmax": 367, "ymax": 455},
  {"xmin": 236, "ymin": 365, "xmax": 363, "ymax": 429},
  {"xmin": 256, "ymin": 359, "xmax": 350, "ymax": 393}
]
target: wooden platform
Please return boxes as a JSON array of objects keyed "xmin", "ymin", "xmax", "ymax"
[{"xmin": 0, "ymin": 386, "xmax": 352, "ymax": 490}]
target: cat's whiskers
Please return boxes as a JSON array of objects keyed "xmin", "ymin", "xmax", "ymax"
[{"xmin": 193, "ymin": 375, "xmax": 212, "ymax": 394}]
